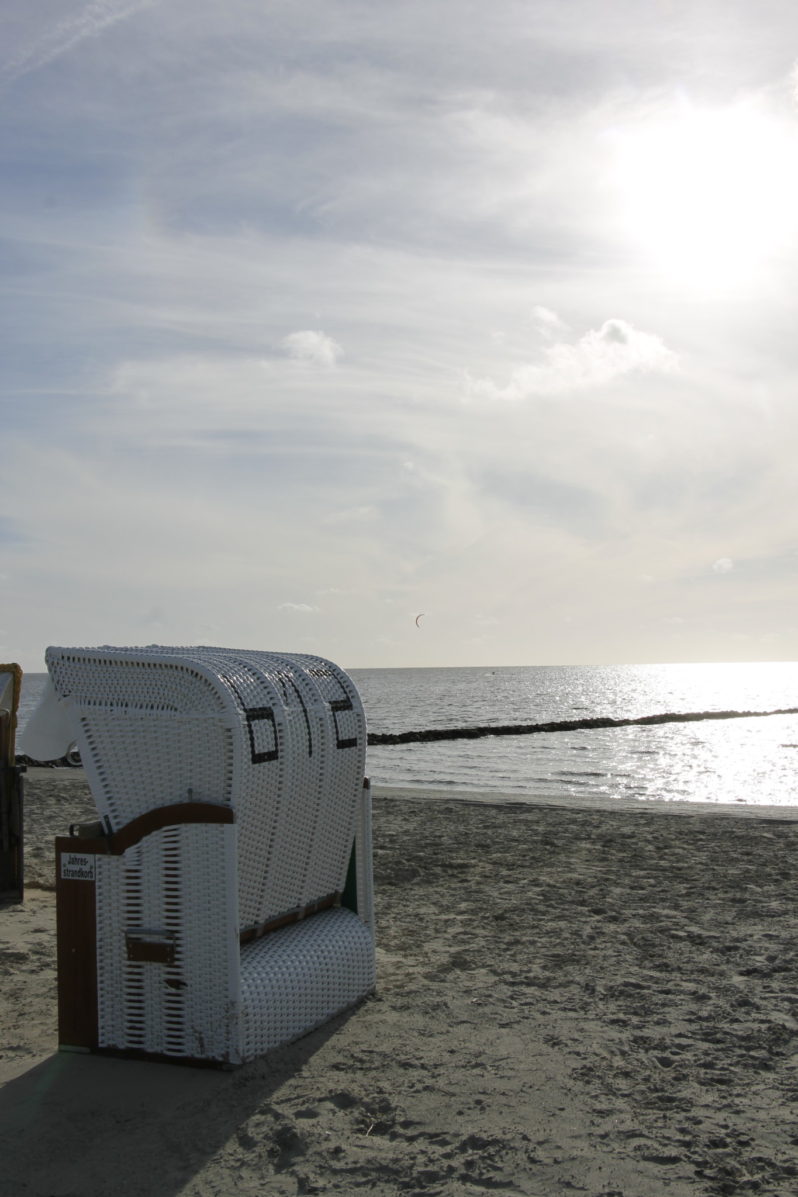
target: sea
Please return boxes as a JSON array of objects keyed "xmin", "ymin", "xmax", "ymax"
[{"xmin": 16, "ymin": 662, "xmax": 798, "ymax": 808}]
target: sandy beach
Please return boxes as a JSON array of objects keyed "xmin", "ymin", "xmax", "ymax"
[{"xmin": 2, "ymin": 770, "xmax": 798, "ymax": 1196}]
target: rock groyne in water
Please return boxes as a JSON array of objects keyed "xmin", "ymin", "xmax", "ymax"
[{"xmin": 367, "ymin": 706, "xmax": 798, "ymax": 746}]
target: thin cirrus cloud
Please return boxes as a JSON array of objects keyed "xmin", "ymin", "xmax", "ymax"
[
  {"xmin": 0, "ymin": 0, "xmax": 156, "ymax": 85},
  {"xmin": 3, "ymin": 2, "xmax": 798, "ymax": 669}
]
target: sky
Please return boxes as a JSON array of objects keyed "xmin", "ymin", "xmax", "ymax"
[{"xmin": 3, "ymin": 0, "xmax": 798, "ymax": 672}]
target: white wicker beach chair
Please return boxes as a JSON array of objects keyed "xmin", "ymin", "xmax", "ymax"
[{"xmin": 50, "ymin": 646, "xmax": 375, "ymax": 1066}]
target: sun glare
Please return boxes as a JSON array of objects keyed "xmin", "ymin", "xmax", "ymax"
[{"xmin": 609, "ymin": 102, "xmax": 798, "ymax": 290}]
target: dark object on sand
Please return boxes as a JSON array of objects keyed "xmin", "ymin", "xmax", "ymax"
[{"xmin": 0, "ymin": 663, "xmax": 24, "ymax": 903}]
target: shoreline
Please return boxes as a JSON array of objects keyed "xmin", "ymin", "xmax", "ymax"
[
  {"xmin": 16, "ymin": 768, "xmax": 798, "ymax": 896},
  {"xmin": 374, "ymin": 782, "xmax": 798, "ymax": 819},
  {"xmin": 3, "ymin": 770, "xmax": 798, "ymax": 1194}
]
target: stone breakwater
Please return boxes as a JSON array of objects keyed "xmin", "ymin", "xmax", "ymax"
[
  {"xmin": 16, "ymin": 706, "xmax": 798, "ymax": 763},
  {"xmin": 367, "ymin": 706, "xmax": 798, "ymax": 745}
]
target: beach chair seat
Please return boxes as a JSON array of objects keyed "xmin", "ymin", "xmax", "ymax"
[{"xmin": 48, "ymin": 645, "xmax": 375, "ymax": 1066}]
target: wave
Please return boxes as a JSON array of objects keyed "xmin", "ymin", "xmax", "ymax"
[{"xmin": 367, "ymin": 707, "xmax": 798, "ymax": 746}]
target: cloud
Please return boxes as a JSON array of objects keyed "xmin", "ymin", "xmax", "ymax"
[
  {"xmin": 1, "ymin": 0, "xmax": 156, "ymax": 86},
  {"xmin": 4, "ymin": 3, "xmax": 798, "ymax": 671},
  {"xmin": 712, "ymin": 558, "xmax": 734, "ymax": 574},
  {"xmin": 282, "ymin": 330, "xmax": 343, "ymax": 368},
  {"xmin": 531, "ymin": 305, "xmax": 570, "ymax": 341},
  {"xmin": 466, "ymin": 318, "xmax": 679, "ymax": 401}
]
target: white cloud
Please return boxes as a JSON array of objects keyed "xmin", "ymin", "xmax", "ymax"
[
  {"xmin": 282, "ymin": 330, "xmax": 343, "ymax": 368},
  {"xmin": 531, "ymin": 305, "xmax": 569, "ymax": 341},
  {"xmin": 466, "ymin": 318, "xmax": 679, "ymax": 401},
  {"xmin": 790, "ymin": 59, "xmax": 798, "ymax": 106},
  {"xmin": 4, "ymin": 3, "xmax": 798, "ymax": 670},
  {"xmin": 712, "ymin": 558, "xmax": 734, "ymax": 574}
]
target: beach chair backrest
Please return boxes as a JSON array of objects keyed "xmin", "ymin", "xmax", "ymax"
[{"xmin": 46, "ymin": 646, "xmax": 367, "ymax": 929}]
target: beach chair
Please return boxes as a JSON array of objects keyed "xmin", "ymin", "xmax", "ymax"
[
  {"xmin": 0, "ymin": 663, "xmax": 24, "ymax": 902},
  {"xmin": 48, "ymin": 646, "xmax": 375, "ymax": 1066}
]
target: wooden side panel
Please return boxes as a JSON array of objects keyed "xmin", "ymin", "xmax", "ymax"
[
  {"xmin": 55, "ymin": 805, "xmax": 234, "ymax": 1054},
  {"xmin": 55, "ymin": 836, "xmax": 108, "ymax": 1050}
]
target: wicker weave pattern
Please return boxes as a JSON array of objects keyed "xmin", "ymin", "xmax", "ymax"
[
  {"xmin": 239, "ymin": 908, "xmax": 375, "ymax": 1059},
  {"xmin": 46, "ymin": 645, "xmax": 367, "ymax": 930},
  {"xmin": 95, "ymin": 824, "xmax": 240, "ymax": 1061}
]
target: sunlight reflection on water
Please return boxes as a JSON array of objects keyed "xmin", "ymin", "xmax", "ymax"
[
  {"xmin": 356, "ymin": 664, "xmax": 798, "ymax": 806},
  {"xmin": 18, "ymin": 663, "xmax": 798, "ymax": 807}
]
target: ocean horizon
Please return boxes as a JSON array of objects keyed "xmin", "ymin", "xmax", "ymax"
[{"xmin": 17, "ymin": 660, "xmax": 798, "ymax": 809}]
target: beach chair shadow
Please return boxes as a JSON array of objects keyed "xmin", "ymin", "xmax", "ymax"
[
  {"xmin": 0, "ymin": 1006, "xmax": 360, "ymax": 1197},
  {"xmin": 36, "ymin": 646, "xmax": 376, "ymax": 1067}
]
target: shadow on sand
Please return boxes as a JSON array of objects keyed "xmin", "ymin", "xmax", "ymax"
[{"xmin": 0, "ymin": 1009, "xmax": 359, "ymax": 1197}]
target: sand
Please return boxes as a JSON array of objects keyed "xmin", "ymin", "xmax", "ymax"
[{"xmin": 2, "ymin": 770, "xmax": 798, "ymax": 1196}]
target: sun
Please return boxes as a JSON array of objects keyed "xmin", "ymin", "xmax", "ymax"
[{"xmin": 609, "ymin": 100, "xmax": 798, "ymax": 291}]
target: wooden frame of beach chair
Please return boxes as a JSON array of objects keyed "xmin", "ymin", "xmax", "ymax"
[
  {"xmin": 49, "ymin": 646, "xmax": 375, "ymax": 1067},
  {"xmin": 0, "ymin": 663, "xmax": 24, "ymax": 903}
]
